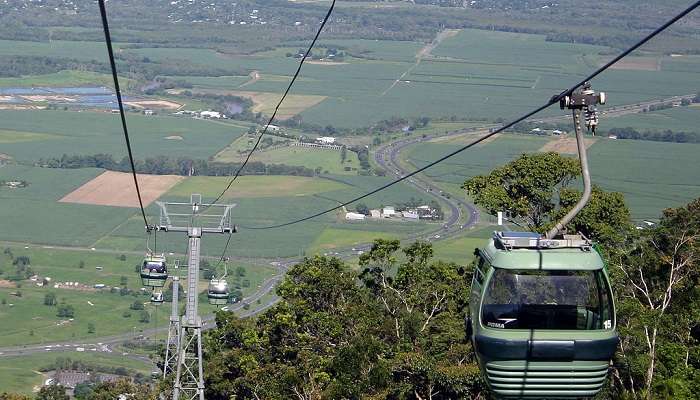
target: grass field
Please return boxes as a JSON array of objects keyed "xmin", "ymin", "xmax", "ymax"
[
  {"xmin": 404, "ymin": 133, "xmax": 700, "ymax": 221},
  {"xmin": 0, "ymin": 110, "xmax": 247, "ymax": 162},
  {"xmin": 603, "ymin": 105, "xmax": 700, "ymax": 133},
  {"xmin": 0, "ymin": 245, "xmax": 278, "ymax": 346},
  {"xmin": 218, "ymin": 145, "xmax": 361, "ymax": 175},
  {"xmin": 0, "ymin": 71, "xmax": 122, "ymax": 89},
  {"xmin": 166, "ymin": 175, "xmax": 347, "ymax": 198},
  {"xmin": 0, "ymin": 352, "xmax": 152, "ymax": 395}
]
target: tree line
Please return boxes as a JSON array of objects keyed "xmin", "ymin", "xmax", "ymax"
[{"xmin": 36, "ymin": 154, "xmax": 316, "ymax": 177}]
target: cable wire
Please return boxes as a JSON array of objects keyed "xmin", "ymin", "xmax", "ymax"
[
  {"xmin": 98, "ymin": 0, "xmax": 151, "ymax": 230},
  {"xmin": 207, "ymin": 0, "xmax": 337, "ymax": 208},
  {"xmin": 240, "ymin": 0, "xmax": 700, "ymax": 230}
]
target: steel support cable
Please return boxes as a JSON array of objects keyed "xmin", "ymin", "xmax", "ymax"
[
  {"xmin": 98, "ymin": 0, "xmax": 151, "ymax": 230},
  {"xmin": 206, "ymin": 0, "xmax": 337, "ymax": 210},
  {"xmin": 239, "ymin": 0, "xmax": 700, "ymax": 231}
]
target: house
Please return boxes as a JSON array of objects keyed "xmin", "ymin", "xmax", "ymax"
[
  {"xmin": 552, "ymin": 129, "xmax": 565, "ymax": 135},
  {"xmin": 200, "ymin": 111, "xmax": 223, "ymax": 119},
  {"xmin": 345, "ymin": 212, "xmax": 366, "ymax": 221},
  {"xmin": 382, "ymin": 206, "xmax": 396, "ymax": 218},
  {"xmin": 266, "ymin": 124, "xmax": 280, "ymax": 132},
  {"xmin": 370, "ymin": 209, "xmax": 382, "ymax": 218},
  {"xmin": 402, "ymin": 211, "xmax": 419, "ymax": 220},
  {"xmin": 316, "ymin": 136, "xmax": 336, "ymax": 144},
  {"xmin": 416, "ymin": 205, "xmax": 439, "ymax": 220},
  {"xmin": 144, "ymin": 109, "xmax": 154, "ymax": 116}
]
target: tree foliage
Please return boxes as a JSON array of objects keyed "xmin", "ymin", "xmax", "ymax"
[
  {"xmin": 462, "ymin": 152, "xmax": 580, "ymax": 229},
  {"xmin": 203, "ymin": 243, "xmax": 483, "ymax": 399}
]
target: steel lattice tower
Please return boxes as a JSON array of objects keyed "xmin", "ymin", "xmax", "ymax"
[
  {"xmin": 156, "ymin": 195, "xmax": 235, "ymax": 400},
  {"xmin": 163, "ymin": 276, "xmax": 180, "ymax": 377}
]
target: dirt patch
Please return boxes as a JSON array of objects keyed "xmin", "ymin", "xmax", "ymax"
[
  {"xmin": 430, "ymin": 129, "xmax": 498, "ymax": 145},
  {"xmin": 602, "ymin": 56, "xmax": 660, "ymax": 71},
  {"xmin": 0, "ymin": 279, "xmax": 16, "ymax": 288},
  {"xmin": 539, "ymin": 136, "xmax": 597, "ymax": 154},
  {"xmin": 238, "ymin": 70, "xmax": 260, "ymax": 88},
  {"xmin": 306, "ymin": 60, "xmax": 349, "ymax": 66},
  {"xmin": 0, "ymin": 104, "xmax": 46, "ymax": 110},
  {"xmin": 0, "ymin": 153, "xmax": 12, "ymax": 160},
  {"xmin": 59, "ymin": 171, "xmax": 184, "ymax": 208},
  {"xmin": 124, "ymin": 99, "xmax": 182, "ymax": 110}
]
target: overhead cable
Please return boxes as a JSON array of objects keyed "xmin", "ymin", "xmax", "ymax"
[
  {"xmin": 98, "ymin": 0, "xmax": 151, "ymax": 230},
  {"xmin": 241, "ymin": 0, "xmax": 700, "ymax": 230}
]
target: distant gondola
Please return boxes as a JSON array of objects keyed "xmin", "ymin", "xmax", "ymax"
[
  {"xmin": 151, "ymin": 291, "xmax": 164, "ymax": 304},
  {"xmin": 140, "ymin": 255, "xmax": 168, "ymax": 288},
  {"xmin": 207, "ymin": 279, "xmax": 229, "ymax": 306}
]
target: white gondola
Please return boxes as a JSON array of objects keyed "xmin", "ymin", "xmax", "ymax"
[
  {"xmin": 140, "ymin": 255, "xmax": 168, "ymax": 288},
  {"xmin": 207, "ymin": 279, "xmax": 229, "ymax": 306},
  {"xmin": 151, "ymin": 291, "xmax": 164, "ymax": 304}
]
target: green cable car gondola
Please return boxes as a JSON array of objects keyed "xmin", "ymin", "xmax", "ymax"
[
  {"xmin": 467, "ymin": 232, "xmax": 617, "ymax": 398},
  {"xmin": 465, "ymin": 83, "xmax": 617, "ymax": 398},
  {"xmin": 140, "ymin": 255, "xmax": 168, "ymax": 288},
  {"xmin": 207, "ymin": 279, "xmax": 229, "ymax": 306}
]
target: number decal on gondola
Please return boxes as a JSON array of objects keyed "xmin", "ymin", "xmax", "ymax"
[{"xmin": 604, "ymin": 320, "xmax": 612, "ymax": 329}]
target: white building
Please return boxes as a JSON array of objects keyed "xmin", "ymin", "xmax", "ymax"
[
  {"xmin": 382, "ymin": 206, "xmax": 396, "ymax": 218},
  {"xmin": 316, "ymin": 136, "xmax": 336, "ymax": 144},
  {"xmin": 266, "ymin": 124, "xmax": 280, "ymax": 131},
  {"xmin": 345, "ymin": 212, "xmax": 366, "ymax": 221},
  {"xmin": 200, "ymin": 111, "xmax": 223, "ymax": 119},
  {"xmin": 144, "ymin": 109, "xmax": 154, "ymax": 116},
  {"xmin": 370, "ymin": 210, "xmax": 382, "ymax": 219},
  {"xmin": 402, "ymin": 211, "xmax": 419, "ymax": 220}
]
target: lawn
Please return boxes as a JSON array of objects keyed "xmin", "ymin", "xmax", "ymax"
[
  {"xmin": 430, "ymin": 236, "xmax": 487, "ymax": 265},
  {"xmin": 308, "ymin": 226, "xmax": 403, "ymax": 254},
  {"xmin": 0, "ymin": 352, "xmax": 151, "ymax": 395}
]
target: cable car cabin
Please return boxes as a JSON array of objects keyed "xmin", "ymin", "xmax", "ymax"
[
  {"xmin": 151, "ymin": 291, "xmax": 164, "ymax": 304},
  {"xmin": 467, "ymin": 232, "xmax": 617, "ymax": 399},
  {"xmin": 140, "ymin": 255, "xmax": 168, "ymax": 288},
  {"xmin": 207, "ymin": 279, "xmax": 229, "ymax": 306}
]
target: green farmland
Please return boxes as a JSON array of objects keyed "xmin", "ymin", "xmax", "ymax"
[
  {"xmin": 404, "ymin": 133, "xmax": 700, "ymax": 221},
  {"xmin": 0, "ymin": 110, "xmax": 247, "ymax": 162}
]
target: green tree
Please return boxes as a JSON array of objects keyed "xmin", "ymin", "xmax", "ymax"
[
  {"xmin": 88, "ymin": 322, "xmax": 96, "ymax": 334},
  {"xmin": 57, "ymin": 304, "xmax": 74, "ymax": 318},
  {"xmin": 612, "ymin": 198, "xmax": 700, "ymax": 399},
  {"xmin": 44, "ymin": 292, "xmax": 57, "ymax": 306},
  {"xmin": 87, "ymin": 380, "xmax": 154, "ymax": 400},
  {"xmin": 139, "ymin": 310, "xmax": 150, "ymax": 323},
  {"xmin": 36, "ymin": 384, "xmax": 69, "ymax": 400},
  {"xmin": 355, "ymin": 202, "xmax": 370, "ymax": 215},
  {"xmin": 462, "ymin": 152, "xmax": 579, "ymax": 229},
  {"xmin": 203, "ymin": 244, "xmax": 483, "ymax": 399},
  {"xmin": 72, "ymin": 383, "xmax": 94, "ymax": 400},
  {"xmin": 130, "ymin": 301, "xmax": 145, "ymax": 310}
]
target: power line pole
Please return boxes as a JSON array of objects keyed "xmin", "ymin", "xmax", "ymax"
[{"xmin": 156, "ymin": 195, "xmax": 235, "ymax": 400}]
